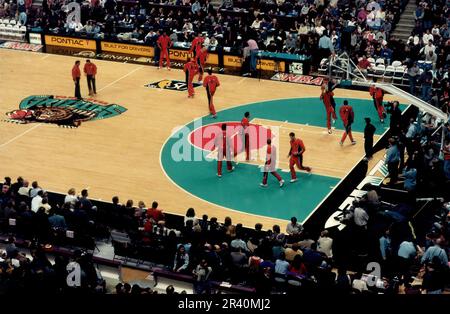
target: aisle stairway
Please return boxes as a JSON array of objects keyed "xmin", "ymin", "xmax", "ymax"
[{"xmin": 392, "ymin": 1, "xmax": 417, "ymax": 42}]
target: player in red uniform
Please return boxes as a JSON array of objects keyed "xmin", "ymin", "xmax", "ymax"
[
  {"xmin": 203, "ymin": 68, "xmax": 219, "ymax": 118},
  {"xmin": 339, "ymin": 100, "xmax": 356, "ymax": 145},
  {"xmin": 157, "ymin": 31, "xmax": 172, "ymax": 70},
  {"xmin": 72, "ymin": 60, "xmax": 81, "ymax": 100},
  {"xmin": 183, "ymin": 58, "xmax": 198, "ymax": 98},
  {"xmin": 83, "ymin": 59, "xmax": 97, "ymax": 96},
  {"xmin": 261, "ymin": 138, "xmax": 284, "ymax": 187},
  {"xmin": 320, "ymin": 86, "xmax": 337, "ymax": 134},
  {"xmin": 189, "ymin": 33, "xmax": 205, "ymax": 59},
  {"xmin": 288, "ymin": 132, "xmax": 312, "ymax": 183},
  {"xmin": 196, "ymin": 46, "xmax": 209, "ymax": 82},
  {"xmin": 369, "ymin": 84, "xmax": 386, "ymax": 123},
  {"xmin": 240, "ymin": 112, "xmax": 251, "ymax": 161},
  {"xmin": 214, "ymin": 123, "xmax": 234, "ymax": 177}
]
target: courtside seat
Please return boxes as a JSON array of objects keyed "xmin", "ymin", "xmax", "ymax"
[
  {"xmin": 9, "ymin": 19, "xmax": 16, "ymax": 26},
  {"xmin": 391, "ymin": 60, "xmax": 402, "ymax": 67},
  {"xmin": 375, "ymin": 58, "xmax": 385, "ymax": 65},
  {"xmin": 372, "ymin": 64, "xmax": 385, "ymax": 79},
  {"xmin": 0, "ymin": 24, "xmax": 6, "ymax": 37},
  {"xmin": 5, "ymin": 24, "xmax": 13, "ymax": 38},
  {"xmin": 384, "ymin": 65, "xmax": 395, "ymax": 82},
  {"xmin": 367, "ymin": 57, "xmax": 375, "ymax": 64}
]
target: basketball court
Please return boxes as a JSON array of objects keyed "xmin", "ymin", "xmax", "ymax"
[{"xmin": 0, "ymin": 48, "xmax": 405, "ymax": 227}]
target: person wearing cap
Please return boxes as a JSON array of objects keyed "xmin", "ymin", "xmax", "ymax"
[
  {"xmin": 364, "ymin": 117, "xmax": 376, "ymax": 160},
  {"xmin": 339, "ymin": 100, "xmax": 356, "ymax": 146},
  {"xmin": 83, "ymin": 59, "xmax": 97, "ymax": 96},
  {"xmin": 157, "ymin": 30, "xmax": 172, "ymax": 70},
  {"xmin": 202, "ymin": 68, "xmax": 220, "ymax": 118}
]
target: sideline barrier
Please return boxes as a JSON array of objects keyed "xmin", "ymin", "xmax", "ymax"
[{"xmin": 22, "ymin": 33, "xmax": 309, "ymax": 74}]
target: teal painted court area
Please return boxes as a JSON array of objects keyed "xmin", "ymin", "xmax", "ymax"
[{"xmin": 161, "ymin": 98, "xmax": 403, "ymax": 222}]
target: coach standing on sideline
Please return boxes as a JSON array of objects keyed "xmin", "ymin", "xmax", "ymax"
[
  {"xmin": 72, "ymin": 60, "xmax": 82, "ymax": 100},
  {"xmin": 84, "ymin": 60, "xmax": 97, "ymax": 96},
  {"xmin": 364, "ymin": 118, "xmax": 376, "ymax": 160}
]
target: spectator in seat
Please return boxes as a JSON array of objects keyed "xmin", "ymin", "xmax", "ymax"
[
  {"xmin": 284, "ymin": 243, "xmax": 302, "ymax": 262},
  {"xmin": 274, "ymin": 252, "xmax": 289, "ymax": 276},
  {"xmin": 317, "ymin": 230, "xmax": 333, "ymax": 258},
  {"xmin": 79, "ymin": 189, "xmax": 93, "ymax": 211},
  {"xmin": 48, "ymin": 208, "xmax": 67, "ymax": 230},
  {"xmin": 29, "ymin": 181, "xmax": 41, "ymax": 198},
  {"xmin": 146, "ymin": 201, "xmax": 164, "ymax": 223},
  {"xmin": 17, "ymin": 180, "xmax": 31, "ymax": 197},
  {"xmin": 173, "ymin": 244, "xmax": 189, "ymax": 273},
  {"xmin": 286, "ymin": 216, "xmax": 303, "ymax": 240},
  {"xmin": 357, "ymin": 55, "xmax": 372, "ymax": 75},
  {"xmin": 193, "ymin": 259, "xmax": 212, "ymax": 294},
  {"xmin": 64, "ymin": 188, "xmax": 78, "ymax": 205},
  {"xmin": 184, "ymin": 207, "xmax": 198, "ymax": 226},
  {"xmin": 31, "ymin": 190, "xmax": 44, "ymax": 213}
]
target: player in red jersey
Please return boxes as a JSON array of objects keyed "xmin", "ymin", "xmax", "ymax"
[
  {"xmin": 214, "ymin": 123, "xmax": 234, "ymax": 177},
  {"xmin": 202, "ymin": 68, "xmax": 220, "ymax": 118},
  {"xmin": 196, "ymin": 46, "xmax": 209, "ymax": 82},
  {"xmin": 183, "ymin": 58, "xmax": 199, "ymax": 98},
  {"xmin": 189, "ymin": 32, "xmax": 205, "ymax": 59},
  {"xmin": 288, "ymin": 132, "xmax": 311, "ymax": 183},
  {"xmin": 157, "ymin": 31, "xmax": 172, "ymax": 70},
  {"xmin": 239, "ymin": 112, "xmax": 251, "ymax": 161},
  {"xmin": 320, "ymin": 86, "xmax": 337, "ymax": 134},
  {"xmin": 339, "ymin": 100, "xmax": 356, "ymax": 145},
  {"xmin": 261, "ymin": 138, "xmax": 284, "ymax": 187},
  {"xmin": 369, "ymin": 84, "xmax": 386, "ymax": 123}
]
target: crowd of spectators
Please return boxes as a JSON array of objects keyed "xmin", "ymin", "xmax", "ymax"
[
  {"xmin": 0, "ymin": 0, "xmax": 448, "ymax": 82},
  {"xmin": 0, "ymin": 173, "xmax": 448, "ymax": 294}
]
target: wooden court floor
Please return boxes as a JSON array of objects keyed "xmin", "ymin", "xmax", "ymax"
[{"xmin": 0, "ymin": 49, "xmax": 402, "ymax": 228}]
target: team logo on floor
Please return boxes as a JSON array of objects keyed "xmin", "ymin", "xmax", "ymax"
[
  {"xmin": 145, "ymin": 80, "xmax": 202, "ymax": 91},
  {"xmin": 4, "ymin": 95, "xmax": 127, "ymax": 127}
]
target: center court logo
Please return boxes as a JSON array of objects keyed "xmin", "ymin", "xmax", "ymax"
[
  {"xmin": 169, "ymin": 120, "xmax": 277, "ymax": 168},
  {"xmin": 4, "ymin": 95, "xmax": 127, "ymax": 127},
  {"xmin": 145, "ymin": 80, "xmax": 202, "ymax": 91}
]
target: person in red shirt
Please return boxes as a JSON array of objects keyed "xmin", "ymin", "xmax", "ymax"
[
  {"xmin": 214, "ymin": 123, "xmax": 234, "ymax": 177},
  {"xmin": 288, "ymin": 132, "xmax": 312, "ymax": 182},
  {"xmin": 83, "ymin": 59, "xmax": 97, "ymax": 96},
  {"xmin": 239, "ymin": 112, "xmax": 251, "ymax": 161},
  {"xmin": 72, "ymin": 60, "xmax": 82, "ymax": 100},
  {"xmin": 146, "ymin": 201, "xmax": 165, "ymax": 224},
  {"xmin": 369, "ymin": 84, "xmax": 386, "ymax": 123},
  {"xmin": 157, "ymin": 31, "xmax": 172, "ymax": 70},
  {"xmin": 339, "ymin": 100, "xmax": 356, "ymax": 145},
  {"xmin": 261, "ymin": 138, "xmax": 284, "ymax": 187},
  {"xmin": 189, "ymin": 33, "xmax": 205, "ymax": 59},
  {"xmin": 196, "ymin": 46, "xmax": 209, "ymax": 81},
  {"xmin": 320, "ymin": 87, "xmax": 337, "ymax": 134},
  {"xmin": 183, "ymin": 58, "xmax": 198, "ymax": 98},
  {"xmin": 202, "ymin": 68, "xmax": 219, "ymax": 118}
]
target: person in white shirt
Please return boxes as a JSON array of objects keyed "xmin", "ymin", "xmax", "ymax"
[
  {"xmin": 251, "ymin": 17, "xmax": 261, "ymax": 30},
  {"xmin": 18, "ymin": 180, "xmax": 31, "ymax": 197},
  {"xmin": 64, "ymin": 188, "xmax": 78, "ymax": 205},
  {"xmin": 286, "ymin": 217, "xmax": 303, "ymax": 236},
  {"xmin": 354, "ymin": 206, "xmax": 369, "ymax": 227},
  {"xmin": 31, "ymin": 190, "xmax": 44, "ymax": 213},
  {"xmin": 29, "ymin": 181, "xmax": 41, "ymax": 198},
  {"xmin": 422, "ymin": 30, "xmax": 433, "ymax": 45},
  {"xmin": 423, "ymin": 40, "xmax": 435, "ymax": 55},
  {"xmin": 317, "ymin": 230, "xmax": 333, "ymax": 258}
]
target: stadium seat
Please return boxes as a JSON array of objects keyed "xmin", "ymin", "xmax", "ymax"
[
  {"xmin": 367, "ymin": 57, "xmax": 375, "ymax": 64},
  {"xmin": 0, "ymin": 24, "xmax": 6, "ymax": 37},
  {"xmin": 373, "ymin": 64, "xmax": 385, "ymax": 79},
  {"xmin": 391, "ymin": 60, "xmax": 402, "ymax": 67},
  {"xmin": 9, "ymin": 19, "xmax": 16, "ymax": 26},
  {"xmin": 384, "ymin": 65, "xmax": 395, "ymax": 81},
  {"xmin": 375, "ymin": 58, "xmax": 385, "ymax": 65}
]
